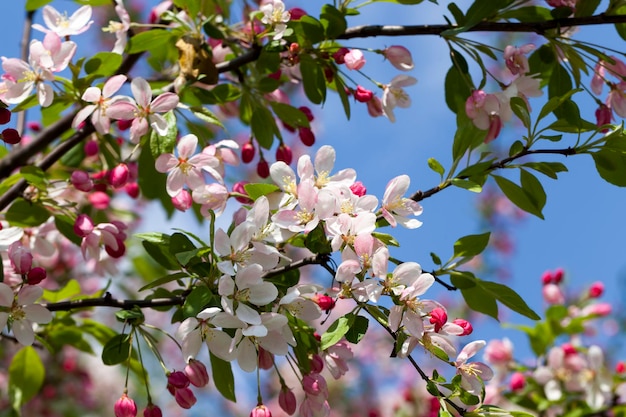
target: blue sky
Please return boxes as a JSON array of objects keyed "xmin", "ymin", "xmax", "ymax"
[{"xmin": 1, "ymin": 0, "xmax": 626, "ymax": 397}]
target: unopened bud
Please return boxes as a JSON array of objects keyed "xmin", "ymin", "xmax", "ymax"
[
  {"xmin": 185, "ymin": 359, "xmax": 209, "ymax": 387},
  {"xmin": 278, "ymin": 387, "xmax": 297, "ymax": 415},
  {"xmin": 350, "ymin": 181, "xmax": 367, "ymax": 197},
  {"xmin": 0, "ymin": 108, "xmax": 11, "ymax": 124},
  {"xmin": 2, "ymin": 128, "xmax": 21, "ymax": 144},
  {"xmin": 242, "ymin": 142, "xmax": 255, "ymax": 164},
  {"xmin": 276, "ymin": 144, "xmax": 293, "ymax": 165},
  {"xmin": 114, "ymin": 393, "xmax": 137, "ymax": 417},
  {"xmin": 109, "ymin": 163, "xmax": 130, "ymax": 188},
  {"xmin": 509, "ymin": 372, "xmax": 525, "ymax": 391},
  {"xmin": 452, "ymin": 318, "xmax": 473, "ymax": 335},
  {"xmin": 172, "ymin": 190, "xmax": 193, "ymax": 212},
  {"xmin": 84, "ymin": 139, "xmax": 99, "ymax": 156},
  {"xmin": 257, "ymin": 159, "xmax": 270, "ymax": 178},
  {"xmin": 143, "ymin": 404, "xmax": 163, "ymax": 417},
  {"xmin": 174, "ymin": 387, "xmax": 197, "ymax": 409},
  {"xmin": 27, "ymin": 267, "xmax": 47, "ymax": 285},
  {"xmin": 589, "ymin": 281, "xmax": 604, "ymax": 298},
  {"xmin": 298, "ymin": 127, "xmax": 315, "ymax": 146},
  {"xmin": 71, "ymin": 170, "xmax": 94, "ymax": 192},
  {"xmin": 250, "ymin": 404, "xmax": 272, "ymax": 417},
  {"xmin": 354, "ymin": 86, "xmax": 374, "ymax": 103}
]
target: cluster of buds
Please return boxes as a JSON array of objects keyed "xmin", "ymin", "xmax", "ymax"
[
  {"xmin": 0, "ymin": 103, "xmax": 20, "ymax": 144},
  {"xmin": 591, "ymin": 55, "xmax": 626, "ymax": 128}
]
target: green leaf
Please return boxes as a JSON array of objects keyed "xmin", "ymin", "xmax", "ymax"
[
  {"xmin": 102, "ymin": 334, "xmax": 132, "ymax": 365},
  {"xmin": 300, "ymin": 54, "xmax": 326, "ymax": 105},
  {"xmin": 520, "ymin": 169, "xmax": 547, "ymax": 213},
  {"xmin": 479, "ymin": 280, "xmax": 540, "ymax": 320},
  {"xmin": 251, "ymin": 106, "xmax": 278, "ymax": 149},
  {"xmin": 54, "ymin": 215, "xmax": 82, "ymax": 245},
  {"xmin": 84, "ymin": 52, "xmax": 123, "ymax": 76},
  {"xmin": 498, "ymin": 6, "xmax": 552, "ymax": 22},
  {"xmin": 451, "ymin": 178, "xmax": 482, "ymax": 192},
  {"xmin": 141, "ymin": 238, "xmax": 180, "ymax": 270},
  {"xmin": 9, "ymin": 346, "xmax": 45, "ymax": 409},
  {"xmin": 461, "ymin": 285, "xmax": 499, "ymax": 320},
  {"xmin": 493, "ymin": 174, "xmax": 545, "ymax": 219},
  {"xmin": 453, "ymin": 232, "xmax": 491, "ymax": 259},
  {"xmin": 442, "ymin": 0, "xmax": 513, "ymax": 35},
  {"xmin": 304, "ymin": 223, "xmax": 332, "ymax": 254},
  {"xmin": 591, "ymin": 149, "xmax": 626, "ymax": 186},
  {"xmin": 449, "ymin": 271, "xmax": 477, "ymax": 289},
  {"xmin": 20, "ymin": 166, "xmax": 46, "ymax": 189},
  {"xmin": 25, "ymin": 0, "xmax": 52, "ymax": 10},
  {"xmin": 371, "ymin": 232, "xmax": 400, "ymax": 247},
  {"xmin": 127, "ymin": 30, "xmax": 174, "ymax": 54},
  {"xmin": 430, "ymin": 252, "xmax": 442, "ymax": 265},
  {"xmin": 522, "ymin": 162, "xmax": 568, "ymax": 179},
  {"xmin": 210, "ymin": 352, "xmax": 236, "ymax": 402},
  {"xmin": 427, "ymin": 157, "xmax": 445, "ymax": 177},
  {"xmin": 334, "ymin": 75, "xmax": 351, "ymax": 120},
  {"xmin": 613, "ymin": 5, "xmax": 626, "ymax": 41},
  {"xmin": 509, "ymin": 96, "xmax": 530, "ymax": 129},
  {"xmin": 320, "ymin": 4, "xmax": 347, "ymax": 38},
  {"xmin": 297, "ymin": 15, "xmax": 325, "ymax": 45},
  {"xmin": 42, "ymin": 279, "xmax": 81, "ymax": 302},
  {"xmin": 244, "ymin": 183, "xmax": 280, "ymax": 200},
  {"xmin": 182, "ymin": 286, "xmax": 213, "ymax": 319},
  {"xmin": 452, "ymin": 114, "xmax": 485, "ymax": 161},
  {"xmin": 190, "ymin": 106, "xmax": 224, "ymax": 129},
  {"xmin": 270, "ymin": 102, "xmax": 310, "ymax": 128},
  {"xmin": 321, "ymin": 313, "xmax": 353, "ymax": 350},
  {"xmin": 445, "ymin": 60, "xmax": 471, "ymax": 114},
  {"xmin": 139, "ymin": 272, "xmax": 189, "ymax": 291},
  {"xmin": 345, "ymin": 315, "xmax": 369, "ymax": 344},
  {"xmin": 149, "ymin": 111, "xmax": 178, "ymax": 157},
  {"xmin": 574, "ymin": 0, "xmax": 601, "ymax": 17},
  {"xmin": 5, "ymin": 198, "xmax": 50, "ymax": 227}
]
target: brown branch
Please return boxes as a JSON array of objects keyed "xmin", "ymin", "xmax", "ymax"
[
  {"xmin": 338, "ymin": 13, "xmax": 626, "ymax": 39},
  {"xmin": 43, "ymin": 255, "xmax": 327, "ymax": 312},
  {"xmin": 410, "ymin": 147, "xmax": 577, "ymax": 202}
]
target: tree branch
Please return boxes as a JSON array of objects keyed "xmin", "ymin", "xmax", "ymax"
[
  {"xmin": 410, "ymin": 147, "xmax": 577, "ymax": 202},
  {"xmin": 338, "ymin": 13, "xmax": 626, "ymax": 39},
  {"xmin": 43, "ymin": 255, "xmax": 329, "ymax": 312}
]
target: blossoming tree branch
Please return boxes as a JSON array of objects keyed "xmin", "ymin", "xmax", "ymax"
[{"xmin": 0, "ymin": 0, "xmax": 625, "ymax": 416}]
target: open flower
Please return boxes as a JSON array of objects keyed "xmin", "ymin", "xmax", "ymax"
[
  {"xmin": 155, "ymin": 133, "xmax": 221, "ymax": 197},
  {"xmin": 382, "ymin": 75, "xmax": 417, "ymax": 122},
  {"xmin": 102, "ymin": 0, "xmax": 131, "ymax": 54},
  {"xmin": 0, "ymin": 283, "xmax": 52, "ymax": 346},
  {"xmin": 106, "ymin": 77, "xmax": 179, "ymax": 143},
  {"xmin": 381, "ymin": 175, "xmax": 423, "ymax": 228},
  {"xmin": 32, "ymin": 5, "xmax": 93, "ymax": 37},
  {"xmin": 260, "ymin": 0, "xmax": 291, "ymax": 40},
  {"xmin": 455, "ymin": 340, "xmax": 494, "ymax": 395},
  {"xmin": 72, "ymin": 74, "xmax": 127, "ymax": 134}
]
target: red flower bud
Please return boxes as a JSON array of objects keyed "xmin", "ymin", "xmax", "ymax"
[
  {"xmin": 242, "ymin": 142, "xmax": 255, "ymax": 164},
  {"xmin": 27, "ymin": 267, "xmax": 47, "ymax": 285},
  {"xmin": 298, "ymin": 106, "xmax": 314, "ymax": 122},
  {"xmin": 350, "ymin": 181, "xmax": 367, "ymax": 197},
  {"xmin": 125, "ymin": 182, "xmax": 140, "ymax": 198},
  {"xmin": 109, "ymin": 163, "xmax": 130, "ymax": 188},
  {"xmin": 279, "ymin": 387, "xmax": 297, "ymax": 415},
  {"xmin": 114, "ymin": 394, "xmax": 137, "ymax": 417},
  {"xmin": 0, "ymin": 108, "xmax": 11, "ymax": 124},
  {"xmin": 257, "ymin": 159, "xmax": 270, "ymax": 178},
  {"xmin": 117, "ymin": 119, "xmax": 132, "ymax": 131},
  {"xmin": 174, "ymin": 387, "xmax": 197, "ymax": 409},
  {"xmin": 74, "ymin": 214, "xmax": 95, "ymax": 238},
  {"xmin": 2, "ymin": 128, "xmax": 21, "ymax": 144},
  {"xmin": 233, "ymin": 181, "xmax": 253, "ymax": 204},
  {"xmin": 589, "ymin": 281, "xmax": 604, "ymax": 298},
  {"xmin": 509, "ymin": 372, "xmax": 525, "ymax": 391},
  {"xmin": 185, "ymin": 359, "xmax": 209, "ymax": 387},
  {"xmin": 298, "ymin": 127, "xmax": 315, "ymax": 146},
  {"xmin": 452, "ymin": 319, "xmax": 473, "ymax": 336},
  {"xmin": 143, "ymin": 404, "xmax": 163, "ymax": 417},
  {"xmin": 275, "ymin": 144, "xmax": 293, "ymax": 165},
  {"xmin": 289, "ymin": 7, "xmax": 307, "ymax": 20},
  {"xmin": 354, "ymin": 86, "xmax": 374, "ymax": 103},
  {"xmin": 84, "ymin": 139, "xmax": 99, "ymax": 156},
  {"xmin": 429, "ymin": 308, "xmax": 447, "ymax": 333},
  {"xmin": 332, "ymin": 47, "xmax": 350, "ymax": 65}
]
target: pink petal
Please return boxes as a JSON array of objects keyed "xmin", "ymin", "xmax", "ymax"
[
  {"xmin": 131, "ymin": 77, "xmax": 152, "ymax": 108},
  {"xmin": 103, "ymin": 74, "xmax": 127, "ymax": 98},
  {"xmin": 150, "ymin": 92, "xmax": 179, "ymax": 113}
]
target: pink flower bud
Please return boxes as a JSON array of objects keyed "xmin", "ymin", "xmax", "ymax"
[
  {"xmin": 174, "ymin": 387, "xmax": 197, "ymax": 409},
  {"xmin": 310, "ymin": 354, "xmax": 324, "ymax": 374},
  {"xmin": 589, "ymin": 281, "xmax": 604, "ymax": 298},
  {"xmin": 0, "ymin": 108, "xmax": 11, "ymax": 124},
  {"xmin": 172, "ymin": 190, "xmax": 193, "ymax": 212},
  {"xmin": 257, "ymin": 159, "xmax": 270, "ymax": 178},
  {"xmin": 276, "ymin": 144, "xmax": 293, "ymax": 165},
  {"xmin": 109, "ymin": 163, "xmax": 130, "ymax": 188},
  {"xmin": 354, "ymin": 86, "xmax": 374, "ymax": 103},
  {"xmin": 242, "ymin": 142, "xmax": 255, "ymax": 163},
  {"xmin": 125, "ymin": 182, "xmax": 140, "ymax": 198},
  {"xmin": 289, "ymin": 7, "xmax": 307, "ymax": 20},
  {"xmin": 562, "ymin": 343, "xmax": 577, "ymax": 356},
  {"xmin": 452, "ymin": 318, "xmax": 473, "ymax": 335},
  {"xmin": 27, "ymin": 121, "xmax": 40, "ymax": 131},
  {"xmin": 2, "ymin": 128, "xmax": 21, "ymax": 145},
  {"xmin": 71, "ymin": 170, "xmax": 94, "ymax": 192},
  {"xmin": 89, "ymin": 191, "xmax": 111, "ymax": 210},
  {"xmin": 350, "ymin": 181, "xmax": 367, "ymax": 197},
  {"xmin": 143, "ymin": 404, "xmax": 163, "ymax": 417},
  {"xmin": 332, "ymin": 47, "xmax": 349, "ymax": 64},
  {"xmin": 250, "ymin": 404, "xmax": 272, "ymax": 417},
  {"xmin": 344, "ymin": 49, "xmax": 365, "ymax": 71},
  {"xmin": 541, "ymin": 271, "xmax": 553, "ymax": 285},
  {"xmin": 74, "ymin": 214, "xmax": 94, "ymax": 237},
  {"xmin": 509, "ymin": 372, "xmax": 525, "ymax": 391},
  {"xmin": 312, "ymin": 294, "xmax": 336, "ymax": 311},
  {"xmin": 383, "ymin": 46, "xmax": 414, "ymax": 71},
  {"xmin": 584, "ymin": 302, "xmax": 612, "ymax": 316},
  {"xmin": 8, "ymin": 242, "xmax": 33, "ymax": 274},
  {"xmin": 114, "ymin": 394, "xmax": 137, "ymax": 417},
  {"xmin": 279, "ymin": 387, "xmax": 297, "ymax": 415},
  {"xmin": 542, "ymin": 283, "xmax": 565, "ymax": 305},
  {"xmin": 616, "ymin": 361, "xmax": 626, "ymax": 374},
  {"xmin": 258, "ymin": 346, "xmax": 274, "ymax": 370},
  {"xmin": 168, "ymin": 371, "xmax": 190, "ymax": 390},
  {"xmin": 366, "ymin": 96, "xmax": 384, "ymax": 118},
  {"xmin": 185, "ymin": 359, "xmax": 209, "ymax": 388},
  {"xmin": 298, "ymin": 127, "xmax": 315, "ymax": 146},
  {"xmin": 233, "ymin": 181, "xmax": 253, "ymax": 204},
  {"xmin": 596, "ymin": 104, "xmax": 612, "ymax": 132},
  {"xmin": 84, "ymin": 139, "xmax": 99, "ymax": 156},
  {"xmin": 429, "ymin": 308, "xmax": 448, "ymax": 332},
  {"xmin": 27, "ymin": 267, "xmax": 47, "ymax": 285},
  {"xmin": 302, "ymin": 373, "xmax": 327, "ymax": 396}
]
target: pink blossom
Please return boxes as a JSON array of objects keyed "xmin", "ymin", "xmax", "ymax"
[
  {"xmin": 383, "ymin": 45, "xmax": 414, "ymax": 71},
  {"xmin": 32, "ymin": 5, "xmax": 93, "ymax": 37},
  {"xmin": 366, "ymin": 95, "xmax": 384, "ymax": 117},
  {"xmin": 72, "ymin": 74, "xmax": 127, "ymax": 134},
  {"xmin": 260, "ymin": 0, "xmax": 291, "ymax": 40},
  {"xmin": 607, "ymin": 84, "xmax": 626, "ymax": 118},
  {"xmin": 155, "ymin": 134, "xmax": 221, "ymax": 197},
  {"xmin": 455, "ymin": 340, "xmax": 494, "ymax": 395},
  {"xmin": 106, "ymin": 77, "xmax": 179, "ymax": 143},
  {"xmin": 465, "ymin": 90, "xmax": 502, "ymax": 142},
  {"xmin": 8, "ymin": 241, "xmax": 33, "ymax": 274},
  {"xmin": 453, "ymin": 319, "xmax": 473, "ymax": 335},
  {"xmin": 344, "ymin": 49, "xmax": 366, "ymax": 70},
  {"xmin": 381, "ymin": 174, "xmax": 423, "ymax": 228},
  {"xmin": 543, "ymin": 283, "xmax": 565, "ymax": 304},
  {"xmin": 382, "ymin": 75, "xmax": 417, "ymax": 122},
  {"xmin": 503, "ymin": 44, "xmax": 535, "ymax": 75},
  {"xmin": 484, "ymin": 338, "xmax": 513, "ymax": 367},
  {"xmin": 323, "ymin": 341, "xmax": 353, "ymax": 379},
  {"xmin": 192, "ymin": 183, "xmax": 230, "ymax": 217},
  {"xmin": 0, "ymin": 284, "xmax": 52, "ymax": 346}
]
